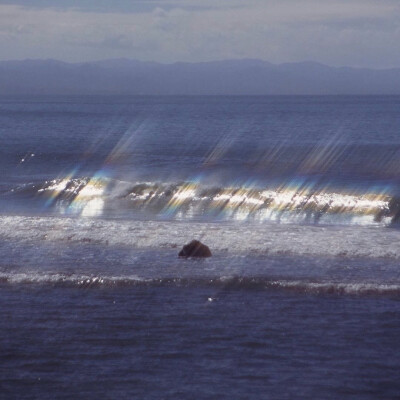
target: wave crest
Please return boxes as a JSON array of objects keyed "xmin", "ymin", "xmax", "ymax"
[{"xmin": 7, "ymin": 177, "xmax": 400, "ymax": 225}]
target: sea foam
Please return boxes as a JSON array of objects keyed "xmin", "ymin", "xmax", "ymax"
[{"xmin": 1, "ymin": 215, "xmax": 400, "ymax": 259}]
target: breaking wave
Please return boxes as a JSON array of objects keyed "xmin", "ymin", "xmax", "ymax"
[{"xmin": 5, "ymin": 177, "xmax": 400, "ymax": 225}]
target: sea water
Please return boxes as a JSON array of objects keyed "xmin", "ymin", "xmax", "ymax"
[{"xmin": 1, "ymin": 96, "xmax": 400, "ymax": 399}]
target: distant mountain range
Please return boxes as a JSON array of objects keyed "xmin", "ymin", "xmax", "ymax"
[{"xmin": 1, "ymin": 58, "xmax": 400, "ymax": 95}]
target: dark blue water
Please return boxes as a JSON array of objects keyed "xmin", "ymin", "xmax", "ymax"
[
  {"xmin": 2, "ymin": 286, "xmax": 399, "ymax": 400},
  {"xmin": 1, "ymin": 96, "xmax": 400, "ymax": 398},
  {"xmin": 1, "ymin": 95, "xmax": 400, "ymax": 185}
]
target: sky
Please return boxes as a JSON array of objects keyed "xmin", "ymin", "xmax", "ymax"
[{"xmin": 0, "ymin": 0, "xmax": 399, "ymax": 68}]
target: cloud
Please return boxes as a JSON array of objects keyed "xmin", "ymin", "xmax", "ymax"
[{"xmin": 0, "ymin": 1, "xmax": 399, "ymax": 68}]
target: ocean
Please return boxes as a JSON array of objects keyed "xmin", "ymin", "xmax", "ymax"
[{"xmin": 1, "ymin": 95, "xmax": 400, "ymax": 399}]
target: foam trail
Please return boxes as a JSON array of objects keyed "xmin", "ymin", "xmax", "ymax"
[{"xmin": 1, "ymin": 215, "xmax": 400, "ymax": 259}]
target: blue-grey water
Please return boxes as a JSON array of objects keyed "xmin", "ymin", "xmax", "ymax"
[{"xmin": 1, "ymin": 95, "xmax": 400, "ymax": 399}]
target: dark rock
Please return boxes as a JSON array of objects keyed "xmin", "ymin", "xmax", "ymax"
[{"xmin": 178, "ymin": 240, "xmax": 212, "ymax": 258}]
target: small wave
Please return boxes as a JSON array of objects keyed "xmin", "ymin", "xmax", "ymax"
[
  {"xmin": 265, "ymin": 280, "xmax": 400, "ymax": 296},
  {"xmin": 0, "ymin": 272, "xmax": 398, "ymax": 296},
  {"xmin": 0, "ymin": 271, "xmax": 146, "ymax": 287}
]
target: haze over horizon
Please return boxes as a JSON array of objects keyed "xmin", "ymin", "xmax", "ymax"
[{"xmin": 0, "ymin": 0, "xmax": 400, "ymax": 69}]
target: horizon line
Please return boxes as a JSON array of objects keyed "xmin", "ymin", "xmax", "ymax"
[{"xmin": 1, "ymin": 57, "xmax": 400, "ymax": 71}]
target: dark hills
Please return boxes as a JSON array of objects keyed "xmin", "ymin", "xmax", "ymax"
[{"xmin": 1, "ymin": 58, "xmax": 399, "ymax": 95}]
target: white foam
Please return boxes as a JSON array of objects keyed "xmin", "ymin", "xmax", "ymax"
[{"xmin": 1, "ymin": 215, "xmax": 400, "ymax": 259}]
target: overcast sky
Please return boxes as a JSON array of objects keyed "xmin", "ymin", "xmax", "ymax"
[{"xmin": 0, "ymin": 0, "xmax": 399, "ymax": 68}]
